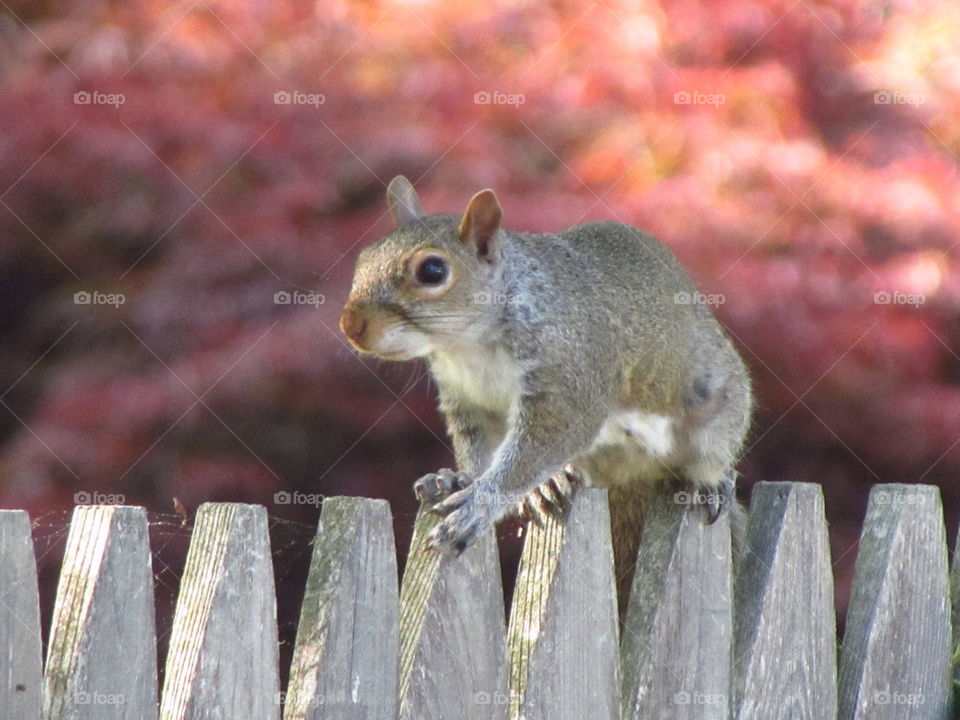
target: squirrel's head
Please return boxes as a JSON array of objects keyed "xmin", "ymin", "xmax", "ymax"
[{"xmin": 340, "ymin": 176, "xmax": 505, "ymax": 360}]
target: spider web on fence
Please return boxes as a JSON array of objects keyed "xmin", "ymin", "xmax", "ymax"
[{"xmin": 27, "ymin": 509, "xmax": 321, "ymax": 691}]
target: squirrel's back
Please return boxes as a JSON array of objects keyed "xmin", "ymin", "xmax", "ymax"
[{"xmin": 502, "ymin": 220, "xmax": 731, "ymax": 392}]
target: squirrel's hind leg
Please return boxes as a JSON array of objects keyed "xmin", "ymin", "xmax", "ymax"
[
  {"xmin": 678, "ymin": 455, "xmax": 739, "ymax": 524},
  {"xmin": 705, "ymin": 469, "xmax": 736, "ymax": 524}
]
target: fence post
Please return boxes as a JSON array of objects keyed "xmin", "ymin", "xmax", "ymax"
[
  {"xmin": 620, "ymin": 491, "xmax": 731, "ymax": 720},
  {"xmin": 508, "ymin": 488, "xmax": 620, "ymax": 720},
  {"xmin": 838, "ymin": 484, "xmax": 952, "ymax": 720},
  {"xmin": 398, "ymin": 506, "xmax": 507, "ymax": 720},
  {"xmin": 43, "ymin": 505, "xmax": 157, "ymax": 720},
  {"xmin": 0, "ymin": 510, "xmax": 42, "ymax": 720},
  {"xmin": 159, "ymin": 503, "xmax": 280, "ymax": 720},
  {"xmin": 284, "ymin": 497, "xmax": 398, "ymax": 720},
  {"xmin": 733, "ymin": 482, "xmax": 837, "ymax": 720},
  {"xmin": 952, "ymin": 528, "xmax": 960, "ymax": 711}
]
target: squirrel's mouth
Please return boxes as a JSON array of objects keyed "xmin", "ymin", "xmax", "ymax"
[
  {"xmin": 369, "ymin": 348, "xmax": 419, "ymax": 361},
  {"xmin": 360, "ymin": 333, "xmax": 432, "ymax": 362},
  {"xmin": 342, "ymin": 336, "xmax": 414, "ymax": 361}
]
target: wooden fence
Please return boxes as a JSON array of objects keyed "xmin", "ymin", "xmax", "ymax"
[{"xmin": 0, "ymin": 482, "xmax": 956, "ymax": 719}]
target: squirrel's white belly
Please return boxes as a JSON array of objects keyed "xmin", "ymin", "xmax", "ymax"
[
  {"xmin": 598, "ymin": 411, "xmax": 676, "ymax": 457},
  {"xmin": 430, "ymin": 345, "xmax": 521, "ymax": 415},
  {"xmin": 580, "ymin": 410, "xmax": 680, "ymax": 483}
]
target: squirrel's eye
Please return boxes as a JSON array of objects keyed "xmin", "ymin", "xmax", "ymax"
[{"xmin": 415, "ymin": 256, "xmax": 448, "ymax": 286}]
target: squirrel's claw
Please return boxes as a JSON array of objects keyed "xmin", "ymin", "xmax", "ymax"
[
  {"xmin": 415, "ymin": 468, "xmax": 473, "ymax": 504},
  {"xmin": 518, "ymin": 463, "xmax": 584, "ymax": 525},
  {"xmin": 705, "ymin": 471, "xmax": 736, "ymax": 524},
  {"xmin": 425, "ymin": 484, "xmax": 494, "ymax": 554},
  {"xmin": 550, "ymin": 463, "xmax": 585, "ymax": 507},
  {"xmin": 519, "ymin": 493, "xmax": 549, "ymax": 527}
]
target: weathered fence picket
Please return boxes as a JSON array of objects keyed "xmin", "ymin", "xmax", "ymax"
[
  {"xmin": 0, "ymin": 482, "xmax": 956, "ymax": 720},
  {"xmin": 397, "ymin": 506, "xmax": 507, "ymax": 720},
  {"xmin": 43, "ymin": 505, "xmax": 157, "ymax": 720},
  {"xmin": 733, "ymin": 482, "xmax": 837, "ymax": 720},
  {"xmin": 507, "ymin": 488, "xmax": 620, "ymax": 720},
  {"xmin": 620, "ymin": 491, "xmax": 732, "ymax": 720},
  {"xmin": 952, "ymin": 529, "xmax": 960, "ymax": 685},
  {"xmin": 837, "ymin": 484, "xmax": 952, "ymax": 720},
  {"xmin": 159, "ymin": 503, "xmax": 280, "ymax": 720},
  {"xmin": 0, "ymin": 510, "xmax": 43, "ymax": 720},
  {"xmin": 284, "ymin": 497, "xmax": 398, "ymax": 720}
]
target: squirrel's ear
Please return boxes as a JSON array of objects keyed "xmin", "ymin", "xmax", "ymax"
[
  {"xmin": 458, "ymin": 189, "xmax": 502, "ymax": 263},
  {"xmin": 386, "ymin": 176, "xmax": 424, "ymax": 227}
]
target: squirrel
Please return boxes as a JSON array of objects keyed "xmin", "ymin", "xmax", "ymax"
[{"xmin": 340, "ymin": 176, "xmax": 753, "ymax": 607}]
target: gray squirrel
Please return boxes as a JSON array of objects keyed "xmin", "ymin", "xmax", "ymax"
[{"xmin": 340, "ymin": 176, "xmax": 752, "ymax": 600}]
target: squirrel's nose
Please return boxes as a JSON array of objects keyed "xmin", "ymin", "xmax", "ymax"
[{"xmin": 340, "ymin": 305, "xmax": 368, "ymax": 346}]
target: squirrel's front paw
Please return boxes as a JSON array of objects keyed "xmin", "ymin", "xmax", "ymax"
[
  {"xmin": 414, "ymin": 468, "xmax": 473, "ymax": 503},
  {"xmin": 425, "ymin": 483, "xmax": 497, "ymax": 554}
]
